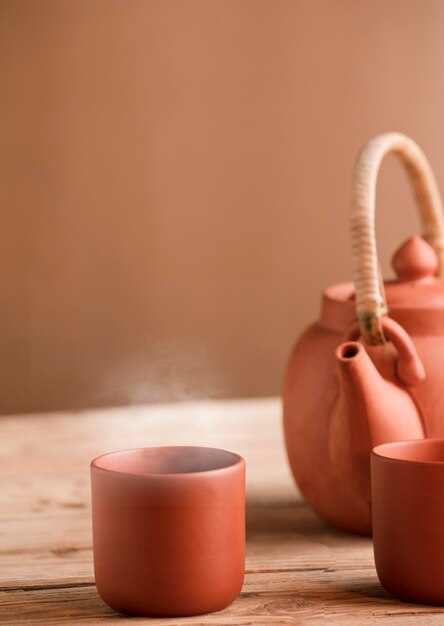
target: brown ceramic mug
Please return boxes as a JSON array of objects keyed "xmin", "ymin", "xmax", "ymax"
[
  {"xmin": 371, "ymin": 439, "xmax": 444, "ymax": 604},
  {"xmin": 91, "ymin": 446, "xmax": 245, "ymax": 616}
]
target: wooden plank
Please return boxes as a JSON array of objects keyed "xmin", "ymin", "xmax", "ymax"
[
  {"xmin": 1, "ymin": 399, "xmax": 444, "ymax": 624},
  {"xmin": 3, "ymin": 570, "xmax": 444, "ymax": 626},
  {"xmin": 0, "ymin": 503, "xmax": 373, "ymax": 590}
]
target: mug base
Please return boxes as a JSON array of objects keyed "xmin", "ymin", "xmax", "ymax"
[
  {"xmin": 378, "ymin": 578, "xmax": 444, "ymax": 607},
  {"xmin": 96, "ymin": 584, "xmax": 243, "ymax": 617}
]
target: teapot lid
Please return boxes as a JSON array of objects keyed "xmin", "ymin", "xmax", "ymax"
[
  {"xmin": 321, "ymin": 236, "xmax": 444, "ymax": 336},
  {"xmin": 383, "ymin": 236, "xmax": 444, "ymax": 309}
]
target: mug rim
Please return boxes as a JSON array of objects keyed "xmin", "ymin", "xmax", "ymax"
[
  {"xmin": 91, "ymin": 445, "xmax": 245, "ymax": 479},
  {"xmin": 372, "ymin": 438, "xmax": 444, "ymax": 466}
]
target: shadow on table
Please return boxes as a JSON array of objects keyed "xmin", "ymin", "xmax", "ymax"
[
  {"xmin": 246, "ymin": 500, "xmax": 335, "ymax": 537},
  {"xmin": 331, "ymin": 578, "xmax": 391, "ymax": 601},
  {"xmin": 317, "ymin": 578, "xmax": 436, "ymax": 618},
  {"xmin": 244, "ymin": 501, "xmax": 423, "ymax": 617}
]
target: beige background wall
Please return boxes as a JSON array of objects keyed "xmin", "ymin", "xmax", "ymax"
[{"xmin": 1, "ymin": 0, "xmax": 443, "ymax": 414}]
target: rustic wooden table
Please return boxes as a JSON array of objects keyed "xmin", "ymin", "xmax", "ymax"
[{"xmin": 1, "ymin": 398, "xmax": 442, "ymax": 625}]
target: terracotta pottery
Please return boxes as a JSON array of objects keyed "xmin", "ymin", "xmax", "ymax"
[
  {"xmin": 283, "ymin": 132, "xmax": 444, "ymax": 534},
  {"xmin": 90, "ymin": 446, "xmax": 245, "ymax": 617},
  {"xmin": 372, "ymin": 439, "xmax": 444, "ymax": 604}
]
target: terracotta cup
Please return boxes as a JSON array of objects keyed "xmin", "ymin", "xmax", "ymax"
[
  {"xmin": 372, "ymin": 439, "xmax": 444, "ymax": 604},
  {"xmin": 91, "ymin": 446, "xmax": 245, "ymax": 616}
]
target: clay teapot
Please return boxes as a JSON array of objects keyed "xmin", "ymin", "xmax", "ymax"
[{"xmin": 283, "ymin": 132, "xmax": 444, "ymax": 535}]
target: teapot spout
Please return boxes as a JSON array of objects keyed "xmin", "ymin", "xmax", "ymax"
[{"xmin": 329, "ymin": 341, "xmax": 424, "ymax": 506}]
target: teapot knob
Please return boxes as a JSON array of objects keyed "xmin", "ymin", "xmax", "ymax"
[{"xmin": 392, "ymin": 236, "xmax": 438, "ymax": 281}]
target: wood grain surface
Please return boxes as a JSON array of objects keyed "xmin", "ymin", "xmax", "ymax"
[{"xmin": 1, "ymin": 398, "xmax": 443, "ymax": 625}]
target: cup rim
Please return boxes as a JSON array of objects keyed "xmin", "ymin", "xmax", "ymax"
[
  {"xmin": 91, "ymin": 445, "xmax": 245, "ymax": 478},
  {"xmin": 372, "ymin": 438, "xmax": 444, "ymax": 466}
]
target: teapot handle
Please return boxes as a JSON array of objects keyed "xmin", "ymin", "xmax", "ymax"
[{"xmin": 351, "ymin": 132, "xmax": 444, "ymax": 345}]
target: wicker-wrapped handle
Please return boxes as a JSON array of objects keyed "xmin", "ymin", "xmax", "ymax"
[{"xmin": 351, "ymin": 132, "xmax": 444, "ymax": 345}]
